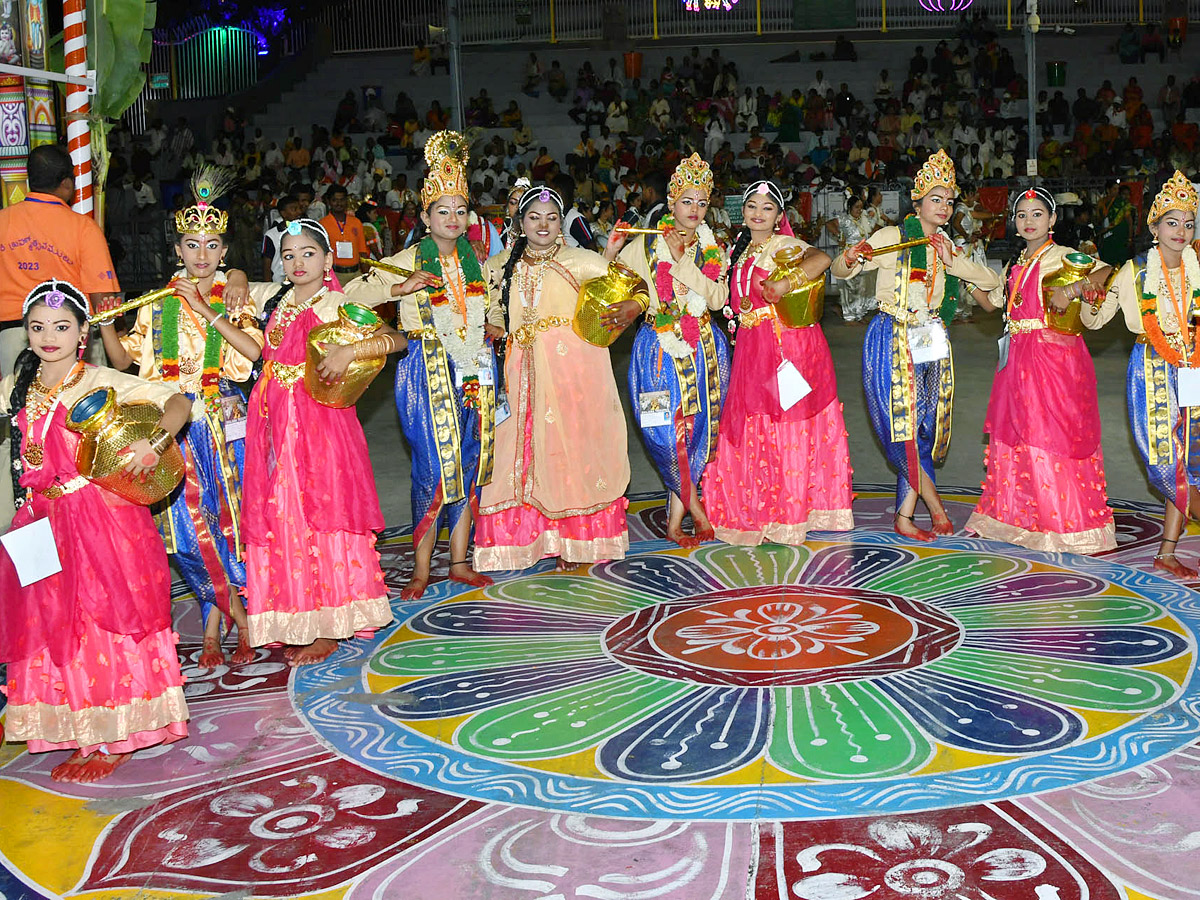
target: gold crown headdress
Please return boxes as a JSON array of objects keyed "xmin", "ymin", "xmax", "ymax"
[
  {"xmin": 1147, "ymin": 170, "xmax": 1198, "ymax": 225},
  {"xmin": 421, "ymin": 130, "xmax": 471, "ymax": 209},
  {"xmin": 910, "ymin": 149, "xmax": 959, "ymax": 200},
  {"xmin": 174, "ymin": 165, "xmax": 235, "ymax": 234},
  {"xmin": 668, "ymin": 153, "xmax": 714, "ymax": 205}
]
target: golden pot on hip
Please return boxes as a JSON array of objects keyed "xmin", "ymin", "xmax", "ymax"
[
  {"xmin": 574, "ymin": 262, "xmax": 650, "ymax": 348},
  {"xmin": 66, "ymin": 387, "xmax": 186, "ymax": 506},
  {"xmin": 305, "ymin": 303, "xmax": 386, "ymax": 407},
  {"xmin": 1041, "ymin": 252, "xmax": 1096, "ymax": 336},
  {"xmin": 768, "ymin": 246, "xmax": 826, "ymax": 328}
]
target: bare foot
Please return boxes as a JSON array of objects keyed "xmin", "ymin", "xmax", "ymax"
[
  {"xmin": 198, "ymin": 635, "xmax": 226, "ymax": 670},
  {"xmin": 894, "ymin": 514, "xmax": 936, "ymax": 542},
  {"xmin": 449, "ymin": 561, "xmax": 494, "ymax": 588},
  {"xmin": 230, "ymin": 631, "xmax": 255, "ymax": 666},
  {"xmin": 288, "ymin": 637, "xmax": 338, "ymax": 666},
  {"xmin": 930, "ymin": 512, "xmax": 955, "ymax": 536},
  {"xmin": 666, "ymin": 523, "xmax": 700, "ymax": 549},
  {"xmin": 400, "ymin": 573, "xmax": 429, "ymax": 600},
  {"xmin": 694, "ymin": 525, "xmax": 716, "ymax": 543},
  {"xmin": 51, "ymin": 750, "xmax": 130, "ymax": 783},
  {"xmin": 555, "ymin": 557, "xmax": 582, "ymax": 573},
  {"xmin": 1154, "ymin": 554, "xmax": 1198, "ymax": 579}
]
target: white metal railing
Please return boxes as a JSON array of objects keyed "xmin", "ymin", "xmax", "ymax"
[{"xmin": 321, "ymin": 0, "xmax": 1200, "ymax": 53}]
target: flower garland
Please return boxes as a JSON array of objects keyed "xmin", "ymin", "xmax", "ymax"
[
  {"xmin": 1139, "ymin": 245, "xmax": 1200, "ymax": 367},
  {"xmin": 418, "ymin": 235, "xmax": 488, "ymax": 407},
  {"xmin": 161, "ymin": 271, "xmax": 227, "ymax": 415},
  {"xmin": 902, "ymin": 215, "xmax": 959, "ymax": 324},
  {"xmin": 651, "ymin": 216, "xmax": 723, "ymax": 359}
]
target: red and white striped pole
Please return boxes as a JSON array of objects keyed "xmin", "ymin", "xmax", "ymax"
[{"xmin": 63, "ymin": 0, "xmax": 93, "ymax": 216}]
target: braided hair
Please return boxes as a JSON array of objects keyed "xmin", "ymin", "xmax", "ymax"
[
  {"xmin": 499, "ymin": 185, "xmax": 564, "ymax": 329},
  {"xmin": 726, "ymin": 226, "xmax": 752, "ymax": 275},
  {"xmin": 8, "ymin": 280, "xmax": 90, "ymax": 510}
]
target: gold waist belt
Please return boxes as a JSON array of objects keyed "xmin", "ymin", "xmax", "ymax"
[
  {"xmin": 511, "ymin": 316, "xmax": 572, "ymax": 348},
  {"xmin": 266, "ymin": 360, "xmax": 304, "ymax": 388},
  {"xmin": 878, "ymin": 298, "xmax": 932, "ymax": 325},
  {"xmin": 40, "ymin": 475, "xmax": 89, "ymax": 499},
  {"xmin": 1007, "ymin": 319, "xmax": 1046, "ymax": 334},
  {"xmin": 739, "ymin": 306, "xmax": 778, "ymax": 328}
]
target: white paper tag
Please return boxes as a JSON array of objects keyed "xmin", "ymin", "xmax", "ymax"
[
  {"xmin": 1, "ymin": 517, "xmax": 63, "ymax": 587},
  {"xmin": 908, "ymin": 322, "xmax": 950, "ymax": 365},
  {"xmin": 639, "ymin": 390, "xmax": 671, "ymax": 427},
  {"xmin": 997, "ymin": 333, "xmax": 1011, "ymax": 372},
  {"xmin": 1178, "ymin": 367, "xmax": 1200, "ymax": 408},
  {"xmin": 336, "ymin": 240, "xmax": 354, "ymax": 259},
  {"xmin": 776, "ymin": 360, "xmax": 812, "ymax": 411}
]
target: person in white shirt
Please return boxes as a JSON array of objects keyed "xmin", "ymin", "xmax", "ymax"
[
  {"xmin": 704, "ymin": 116, "xmax": 726, "ymax": 159},
  {"xmin": 809, "ymin": 69, "xmax": 832, "ymax": 96},
  {"xmin": 874, "ymin": 70, "xmax": 894, "ymax": 110},
  {"xmin": 736, "ymin": 88, "xmax": 758, "ymax": 131}
]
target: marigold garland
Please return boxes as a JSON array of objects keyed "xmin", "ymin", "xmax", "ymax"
[
  {"xmin": 1139, "ymin": 248, "xmax": 1200, "ymax": 367},
  {"xmin": 161, "ymin": 274, "xmax": 227, "ymax": 416},
  {"xmin": 651, "ymin": 215, "xmax": 723, "ymax": 358}
]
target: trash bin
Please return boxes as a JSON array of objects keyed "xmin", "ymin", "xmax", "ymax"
[
  {"xmin": 624, "ymin": 51, "xmax": 643, "ymax": 80},
  {"xmin": 1046, "ymin": 60, "xmax": 1066, "ymax": 87}
]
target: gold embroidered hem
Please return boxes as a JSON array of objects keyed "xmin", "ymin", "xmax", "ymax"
[
  {"xmin": 4, "ymin": 687, "xmax": 189, "ymax": 747},
  {"xmin": 247, "ymin": 595, "xmax": 393, "ymax": 647},
  {"xmin": 478, "ymin": 494, "xmax": 624, "ymax": 520},
  {"xmin": 713, "ymin": 508, "xmax": 855, "ymax": 547},
  {"xmin": 474, "ymin": 532, "xmax": 629, "ymax": 571},
  {"xmin": 965, "ymin": 512, "xmax": 1117, "ymax": 555}
]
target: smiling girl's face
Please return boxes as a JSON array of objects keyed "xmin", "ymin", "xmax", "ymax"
[
  {"xmin": 1013, "ymin": 196, "xmax": 1056, "ymax": 244},
  {"xmin": 742, "ymin": 194, "xmax": 781, "ymax": 238},
  {"xmin": 521, "ymin": 200, "xmax": 562, "ymax": 251},
  {"xmin": 422, "ymin": 194, "xmax": 469, "ymax": 242}
]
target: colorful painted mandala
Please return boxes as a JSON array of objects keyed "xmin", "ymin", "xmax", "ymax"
[{"xmin": 298, "ymin": 531, "xmax": 1198, "ymax": 820}]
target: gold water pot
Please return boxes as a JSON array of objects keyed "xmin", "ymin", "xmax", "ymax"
[
  {"xmin": 768, "ymin": 246, "xmax": 826, "ymax": 328},
  {"xmin": 66, "ymin": 388, "xmax": 185, "ymax": 506},
  {"xmin": 305, "ymin": 303, "xmax": 386, "ymax": 407},
  {"xmin": 574, "ymin": 262, "xmax": 649, "ymax": 347},
  {"xmin": 1041, "ymin": 252, "xmax": 1096, "ymax": 336}
]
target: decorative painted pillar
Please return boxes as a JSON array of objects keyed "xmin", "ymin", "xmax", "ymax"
[
  {"xmin": 21, "ymin": 0, "xmax": 54, "ymax": 147},
  {"xmin": 0, "ymin": 73, "xmax": 29, "ymax": 205},
  {"xmin": 62, "ymin": 0, "xmax": 90, "ymax": 214}
]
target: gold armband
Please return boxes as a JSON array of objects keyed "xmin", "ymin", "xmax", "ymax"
[
  {"xmin": 353, "ymin": 334, "xmax": 398, "ymax": 360},
  {"xmin": 147, "ymin": 427, "xmax": 174, "ymax": 456}
]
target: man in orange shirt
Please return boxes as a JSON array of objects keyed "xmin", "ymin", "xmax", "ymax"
[
  {"xmin": 320, "ymin": 185, "xmax": 369, "ymax": 278},
  {"xmin": 0, "ymin": 143, "xmax": 121, "ymax": 526}
]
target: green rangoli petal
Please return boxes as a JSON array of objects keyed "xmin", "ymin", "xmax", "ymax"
[
  {"xmin": 767, "ymin": 681, "xmax": 933, "ymax": 780},
  {"xmin": 863, "ymin": 554, "xmax": 1027, "ymax": 599},
  {"xmin": 693, "ymin": 543, "xmax": 811, "ymax": 588},
  {"xmin": 928, "ymin": 647, "xmax": 1181, "ymax": 711},
  {"xmin": 371, "ymin": 635, "xmax": 602, "ymax": 676},
  {"xmin": 457, "ymin": 671, "xmax": 694, "ymax": 760},
  {"xmin": 488, "ymin": 576, "xmax": 658, "ymax": 617},
  {"xmin": 950, "ymin": 596, "xmax": 1163, "ymax": 628}
]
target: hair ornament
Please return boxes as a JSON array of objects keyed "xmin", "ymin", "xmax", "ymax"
[
  {"xmin": 175, "ymin": 165, "xmax": 234, "ymax": 234},
  {"xmin": 910, "ymin": 149, "xmax": 959, "ymax": 200},
  {"xmin": 1147, "ymin": 169, "xmax": 1199, "ymax": 226},
  {"xmin": 421, "ymin": 129, "xmax": 471, "ymax": 208},
  {"xmin": 668, "ymin": 153, "xmax": 714, "ymax": 206},
  {"xmin": 1010, "ymin": 184, "xmax": 1057, "ymax": 217}
]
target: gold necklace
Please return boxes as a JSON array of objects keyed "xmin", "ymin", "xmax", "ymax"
[
  {"xmin": 24, "ymin": 361, "xmax": 85, "ymax": 467},
  {"xmin": 523, "ymin": 242, "xmax": 561, "ymax": 263},
  {"xmin": 267, "ymin": 287, "xmax": 324, "ymax": 348}
]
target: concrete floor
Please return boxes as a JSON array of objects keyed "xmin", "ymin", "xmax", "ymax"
[{"xmin": 360, "ymin": 305, "xmax": 1156, "ymax": 524}]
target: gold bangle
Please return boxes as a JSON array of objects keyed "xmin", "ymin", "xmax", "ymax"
[
  {"xmin": 147, "ymin": 427, "xmax": 173, "ymax": 456},
  {"xmin": 353, "ymin": 334, "xmax": 397, "ymax": 360}
]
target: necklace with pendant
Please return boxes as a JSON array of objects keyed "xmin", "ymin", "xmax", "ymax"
[
  {"xmin": 24, "ymin": 361, "xmax": 85, "ymax": 467},
  {"xmin": 268, "ymin": 287, "xmax": 325, "ymax": 348}
]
